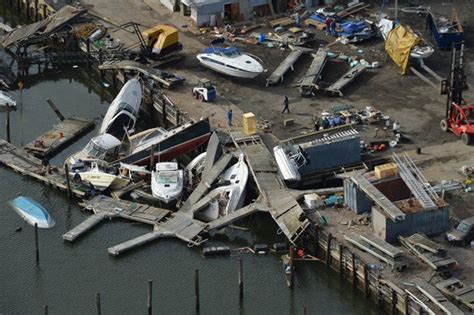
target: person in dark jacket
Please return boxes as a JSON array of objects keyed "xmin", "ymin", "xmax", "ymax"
[{"xmin": 282, "ymin": 96, "xmax": 290, "ymax": 114}]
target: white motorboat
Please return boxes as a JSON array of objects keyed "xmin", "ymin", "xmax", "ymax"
[
  {"xmin": 273, "ymin": 145, "xmax": 302, "ymax": 182},
  {"xmin": 66, "ymin": 133, "xmax": 122, "ymax": 166},
  {"xmin": 196, "ymin": 154, "xmax": 248, "ymax": 222},
  {"xmin": 151, "ymin": 162, "xmax": 184, "ymax": 204},
  {"xmin": 99, "ymin": 78, "xmax": 142, "ymax": 139},
  {"xmin": 186, "ymin": 152, "xmax": 206, "ymax": 186},
  {"xmin": 197, "ymin": 39, "xmax": 263, "ymax": 79},
  {"xmin": 0, "ymin": 91, "xmax": 16, "ymax": 108},
  {"xmin": 73, "ymin": 161, "xmax": 130, "ymax": 191}
]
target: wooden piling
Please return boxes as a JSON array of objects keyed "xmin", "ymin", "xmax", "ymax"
[
  {"xmin": 364, "ymin": 264, "xmax": 369, "ymax": 297},
  {"xmin": 238, "ymin": 257, "xmax": 243, "ymax": 301},
  {"xmin": 302, "ymin": 306, "xmax": 307, "ymax": 315},
  {"xmin": 5, "ymin": 104, "xmax": 11, "ymax": 143},
  {"xmin": 148, "ymin": 279, "xmax": 152, "ymax": 315},
  {"xmin": 34, "ymin": 222, "xmax": 39, "ymax": 263},
  {"xmin": 339, "ymin": 244, "xmax": 343, "ymax": 277},
  {"xmin": 44, "ymin": 304, "xmax": 48, "ymax": 315},
  {"xmin": 404, "ymin": 294, "xmax": 410, "ymax": 315},
  {"xmin": 194, "ymin": 269, "xmax": 200, "ymax": 312},
  {"xmin": 64, "ymin": 164, "xmax": 72, "ymax": 199},
  {"xmin": 352, "ymin": 253, "xmax": 357, "ymax": 287},
  {"xmin": 391, "ymin": 288, "xmax": 397, "ymax": 315},
  {"xmin": 46, "ymin": 98, "xmax": 65, "ymax": 121},
  {"xmin": 289, "ymin": 245, "xmax": 295, "ymax": 289},
  {"xmin": 149, "ymin": 145, "xmax": 156, "ymax": 170},
  {"xmin": 326, "ymin": 233, "xmax": 332, "ymax": 266},
  {"xmin": 96, "ymin": 293, "xmax": 101, "ymax": 315}
]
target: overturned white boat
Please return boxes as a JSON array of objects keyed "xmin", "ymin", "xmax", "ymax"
[
  {"xmin": 197, "ymin": 38, "xmax": 263, "ymax": 79},
  {"xmin": 273, "ymin": 145, "xmax": 303, "ymax": 182},
  {"xmin": 196, "ymin": 154, "xmax": 248, "ymax": 222},
  {"xmin": 151, "ymin": 162, "xmax": 184, "ymax": 204},
  {"xmin": 0, "ymin": 91, "xmax": 16, "ymax": 108},
  {"xmin": 99, "ymin": 78, "xmax": 142, "ymax": 139}
]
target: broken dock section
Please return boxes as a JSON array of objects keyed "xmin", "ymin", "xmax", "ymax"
[
  {"xmin": 23, "ymin": 117, "xmax": 94, "ymax": 158},
  {"xmin": 266, "ymin": 49, "xmax": 304, "ymax": 86},
  {"xmin": 0, "ymin": 140, "xmax": 87, "ymax": 198}
]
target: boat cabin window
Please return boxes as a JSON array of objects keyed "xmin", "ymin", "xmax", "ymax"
[
  {"xmin": 83, "ymin": 141, "xmax": 108, "ymax": 159},
  {"xmin": 222, "ymin": 48, "xmax": 240, "ymax": 58},
  {"xmin": 157, "ymin": 171, "xmax": 179, "ymax": 184}
]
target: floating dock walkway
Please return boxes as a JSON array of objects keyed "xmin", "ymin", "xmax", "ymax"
[
  {"xmin": 63, "ymin": 196, "xmax": 207, "ymax": 255},
  {"xmin": 0, "ymin": 140, "xmax": 87, "ymax": 198},
  {"xmin": 266, "ymin": 49, "xmax": 304, "ymax": 86},
  {"xmin": 325, "ymin": 64, "xmax": 367, "ymax": 97},
  {"xmin": 298, "ymin": 48, "xmax": 327, "ymax": 97},
  {"xmin": 232, "ymin": 132, "xmax": 310, "ymax": 243},
  {"xmin": 23, "ymin": 117, "xmax": 94, "ymax": 158}
]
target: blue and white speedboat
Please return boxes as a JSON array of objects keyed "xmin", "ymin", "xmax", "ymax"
[
  {"xmin": 197, "ymin": 39, "xmax": 263, "ymax": 79},
  {"xmin": 9, "ymin": 196, "xmax": 55, "ymax": 228}
]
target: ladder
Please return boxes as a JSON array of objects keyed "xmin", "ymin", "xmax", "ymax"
[
  {"xmin": 392, "ymin": 153, "xmax": 437, "ymax": 210},
  {"xmin": 441, "ymin": 42, "xmax": 467, "ymax": 118}
]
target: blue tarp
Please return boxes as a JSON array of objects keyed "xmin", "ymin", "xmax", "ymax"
[
  {"xmin": 341, "ymin": 21, "xmax": 366, "ymax": 34},
  {"xmin": 309, "ymin": 13, "xmax": 326, "ymax": 23}
]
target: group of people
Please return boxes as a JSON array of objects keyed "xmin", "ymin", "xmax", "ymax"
[{"xmin": 314, "ymin": 115, "xmax": 348, "ymax": 131}]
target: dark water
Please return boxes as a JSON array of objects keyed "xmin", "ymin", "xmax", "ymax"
[{"xmin": 0, "ymin": 6, "xmax": 380, "ymax": 315}]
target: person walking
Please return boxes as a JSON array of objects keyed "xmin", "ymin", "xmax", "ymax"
[
  {"xmin": 282, "ymin": 96, "xmax": 290, "ymax": 114},
  {"xmin": 227, "ymin": 109, "xmax": 233, "ymax": 126}
]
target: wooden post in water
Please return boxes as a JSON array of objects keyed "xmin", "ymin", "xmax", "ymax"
[
  {"xmin": 194, "ymin": 269, "xmax": 200, "ymax": 312},
  {"xmin": 43, "ymin": 304, "xmax": 48, "ymax": 315},
  {"xmin": 339, "ymin": 244, "xmax": 344, "ymax": 277},
  {"xmin": 46, "ymin": 98, "xmax": 65, "ymax": 121},
  {"xmin": 96, "ymin": 293, "xmax": 101, "ymax": 315},
  {"xmin": 34, "ymin": 223, "xmax": 39, "ymax": 263},
  {"xmin": 352, "ymin": 253, "xmax": 357, "ymax": 287},
  {"xmin": 64, "ymin": 164, "xmax": 72, "ymax": 199},
  {"xmin": 5, "ymin": 104, "xmax": 11, "ymax": 143},
  {"xmin": 238, "ymin": 257, "xmax": 243, "ymax": 301},
  {"xmin": 302, "ymin": 306, "xmax": 307, "ymax": 315},
  {"xmin": 289, "ymin": 245, "xmax": 294, "ymax": 289},
  {"xmin": 325, "ymin": 233, "xmax": 332, "ymax": 266},
  {"xmin": 147, "ymin": 279, "xmax": 152, "ymax": 315},
  {"xmin": 149, "ymin": 145, "xmax": 156, "ymax": 170}
]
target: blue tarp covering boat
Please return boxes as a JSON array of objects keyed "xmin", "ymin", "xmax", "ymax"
[{"xmin": 9, "ymin": 196, "xmax": 55, "ymax": 228}]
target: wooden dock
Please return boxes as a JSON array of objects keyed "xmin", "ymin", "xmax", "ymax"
[
  {"xmin": 65, "ymin": 196, "xmax": 208, "ymax": 255},
  {"xmin": 23, "ymin": 117, "xmax": 94, "ymax": 159},
  {"xmin": 417, "ymin": 283, "xmax": 464, "ymax": 315},
  {"xmin": 298, "ymin": 49, "xmax": 327, "ymax": 97},
  {"xmin": 0, "ymin": 140, "xmax": 87, "ymax": 198},
  {"xmin": 325, "ymin": 64, "xmax": 367, "ymax": 97},
  {"xmin": 266, "ymin": 49, "xmax": 304, "ymax": 86},
  {"xmin": 232, "ymin": 132, "xmax": 310, "ymax": 243}
]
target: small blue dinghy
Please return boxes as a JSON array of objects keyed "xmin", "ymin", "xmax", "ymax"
[{"xmin": 9, "ymin": 196, "xmax": 55, "ymax": 228}]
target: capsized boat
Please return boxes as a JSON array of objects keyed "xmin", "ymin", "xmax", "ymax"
[
  {"xmin": 197, "ymin": 38, "xmax": 263, "ymax": 79},
  {"xmin": 99, "ymin": 78, "xmax": 142, "ymax": 139},
  {"xmin": 66, "ymin": 133, "xmax": 122, "ymax": 166},
  {"xmin": 186, "ymin": 152, "xmax": 206, "ymax": 186},
  {"xmin": 117, "ymin": 118, "xmax": 212, "ymax": 165},
  {"xmin": 151, "ymin": 162, "xmax": 184, "ymax": 204},
  {"xmin": 196, "ymin": 154, "xmax": 248, "ymax": 222},
  {"xmin": 0, "ymin": 91, "xmax": 16, "ymax": 108},
  {"xmin": 9, "ymin": 196, "xmax": 55, "ymax": 228}
]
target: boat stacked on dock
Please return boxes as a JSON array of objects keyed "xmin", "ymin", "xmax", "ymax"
[{"xmin": 151, "ymin": 162, "xmax": 184, "ymax": 204}]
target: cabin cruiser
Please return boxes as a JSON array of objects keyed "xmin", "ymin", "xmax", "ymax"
[
  {"xmin": 151, "ymin": 162, "xmax": 184, "ymax": 204},
  {"xmin": 0, "ymin": 91, "xmax": 16, "ymax": 108},
  {"xmin": 66, "ymin": 133, "xmax": 122, "ymax": 166},
  {"xmin": 99, "ymin": 78, "xmax": 142, "ymax": 139},
  {"xmin": 196, "ymin": 154, "xmax": 248, "ymax": 222},
  {"xmin": 117, "ymin": 118, "xmax": 211, "ymax": 165},
  {"xmin": 71, "ymin": 161, "xmax": 129, "ymax": 191},
  {"xmin": 197, "ymin": 38, "xmax": 263, "ymax": 79}
]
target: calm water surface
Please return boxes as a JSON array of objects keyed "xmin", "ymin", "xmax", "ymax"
[{"xmin": 0, "ymin": 5, "xmax": 380, "ymax": 314}]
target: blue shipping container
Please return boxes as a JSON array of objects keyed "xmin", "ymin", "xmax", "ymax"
[{"xmin": 344, "ymin": 179, "xmax": 373, "ymax": 214}]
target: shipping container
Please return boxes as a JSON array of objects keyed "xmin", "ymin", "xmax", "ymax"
[
  {"xmin": 373, "ymin": 205, "xmax": 450, "ymax": 243},
  {"xmin": 343, "ymin": 179, "xmax": 373, "ymax": 214}
]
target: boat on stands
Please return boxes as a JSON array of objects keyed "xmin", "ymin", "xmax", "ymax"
[
  {"xmin": 151, "ymin": 162, "xmax": 184, "ymax": 204},
  {"xmin": 0, "ymin": 91, "xmax": 16, "ymax": 108},
  {"xmin": 99, "ymin": 78, "xmax": 142, "ymax": 139},
  {"xmin": 117, "ymin": 118, "xmax": 212, "ymax": 166},
  {"xmin": 197, "ymin": 38, "xmax": 263, "ymax": 79},
  {"xmin": 9, "ymin": 196, "xmax": 55, "ymax": 228},
  {"xmin": 66, "ymin": 133, "xmax": 122, "ymax": 166},
  {"xmin": 196, "ymin": 154, "xmax": 248, "ymax": 222}
]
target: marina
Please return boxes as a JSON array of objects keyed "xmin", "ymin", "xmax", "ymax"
[{"xmin": 1, "ymin": 0, "xmax": 474, "ymax": 314}]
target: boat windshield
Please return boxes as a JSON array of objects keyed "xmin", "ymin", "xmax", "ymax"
[
  {"xmin": 457, "ymin": 222, "xmax": 471, "ymax": 233},
  {"xmin": 157, "ymin": 171, "xmax": 179, "ymax": 184},
  {"xmin": 83, "ymin": 141, "xmax": 108, "ymax": 159},
  {"xmin": 115, "ymin": 101, "xmax": 137, "ymax": 115},
  {"xmin": 222, "ymin": 49, "xmax": 241, "ymax": 58}
]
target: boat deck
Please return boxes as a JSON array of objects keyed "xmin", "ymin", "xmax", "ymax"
[
  {"xmin": 0, "ymin": 140, "xmax": 87, "ymax": 198},
  {"xmin": 23, "ymin": 117, "xmax": 94, "ymax": 159},
  {"xmin": 232, "ymin": 132, "xmax": 310, "ymax": 243}
]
